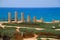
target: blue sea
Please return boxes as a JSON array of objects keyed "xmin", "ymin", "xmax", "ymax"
[{"xmin": 0, "ymin": 8, "xmax": 60, "ymax": 22}]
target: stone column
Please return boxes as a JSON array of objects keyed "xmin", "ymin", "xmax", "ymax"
[
  {"xmin": 27, "ymin": 15, "xmax": 30, "ymax": 22},
  {"xmin": 40, "ymin": 17, "xmax": 44, "ymax": 23},
  {"xmin": 33, "ymin": 16, "xmax": 36, "ymax": 23},
  {"xmin": 15, "ymin": 11, "xmax": 18, "ymax": 23},
  {"xmin": 8, "ymin": 12, "xmax": 11, "ymax": 23},
  {"xmin": 52, "ymin": 19, "xmax": 55, "ymax": 23},
  {"xmin": 21, "ymin": 12, "xmax": 24, "ymax": 22}
]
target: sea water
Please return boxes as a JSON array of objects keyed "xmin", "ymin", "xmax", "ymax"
[{"xmin": 0, "ymin": 8, "xmax": 60, "ymax": 22}]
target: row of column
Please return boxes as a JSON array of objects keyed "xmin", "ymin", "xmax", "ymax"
[
  {"xmin": 8, "ymin": 12, "xmax": 25, "ymax": 23},
  {"xmin": 8, "ymin": 12, "xmax": 43, "ymax": 23}
]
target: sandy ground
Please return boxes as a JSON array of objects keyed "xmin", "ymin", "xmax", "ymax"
[
  {"xmin": 23, "ymin": 38, "xmax": 37, "ymax": 40},
  {"xmin": 55, "ymin": 29, "xmax": 60, "ymax": 30},
  {"xmin": 0, "ymin": 23, "xmax": 45, "ymax": 30},
  {"xmin": 0, "ymin": 23, "xmax": 60, "ymax": 31},
  {"xmin": 23, "ymin": 38, "xmax": 59, "ymax": 40}
]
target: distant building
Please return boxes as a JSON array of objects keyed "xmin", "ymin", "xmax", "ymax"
[
  {"xmin": 52, "ymin": 19, "xmax": 60, "ymax": 23},
  {"xmin": 53, "ymin": 20, "xmax": 60, "ymax": 23}
]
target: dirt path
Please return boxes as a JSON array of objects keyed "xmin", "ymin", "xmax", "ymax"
[{"xmin": 0, "ymin": 24, "xmax": 60, "ymax": 31}]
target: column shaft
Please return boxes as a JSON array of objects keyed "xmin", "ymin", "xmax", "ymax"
[
  {"xmin": 27, "ymin": 15, "xmax": 30, "ymax": 22},
  {"xmin": 21, "ymin": 12, "xmax": 24, "ymax": 22},
  {"xmin": 33, "ymin": 16, "xmax": 36, "ymax": 23},
  {"xmin": 15, "ymin": 11, "xmax": 18, "ymax": 23},
  {"xmin": 8, "ymin": 12, "xmax": 11, "ymax": 23}
]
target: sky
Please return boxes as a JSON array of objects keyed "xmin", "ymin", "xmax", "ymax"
[{"xmin": 0, "ymin": 0, "xmax": 60, "ymax": 7}]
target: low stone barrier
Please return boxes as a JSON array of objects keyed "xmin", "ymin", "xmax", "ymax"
[{"xmin": 40, "ymin": 38, "xmax": 59, "ymax": 40}]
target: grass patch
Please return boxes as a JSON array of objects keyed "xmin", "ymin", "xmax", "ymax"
[{"xmin": 2, "ymin": 22, "xmax": 60, "ymax": 29}]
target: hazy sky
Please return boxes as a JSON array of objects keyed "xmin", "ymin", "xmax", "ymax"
[{"xmin": 0, "ymin": 0, "xmax": 60, "ymax": 7}]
